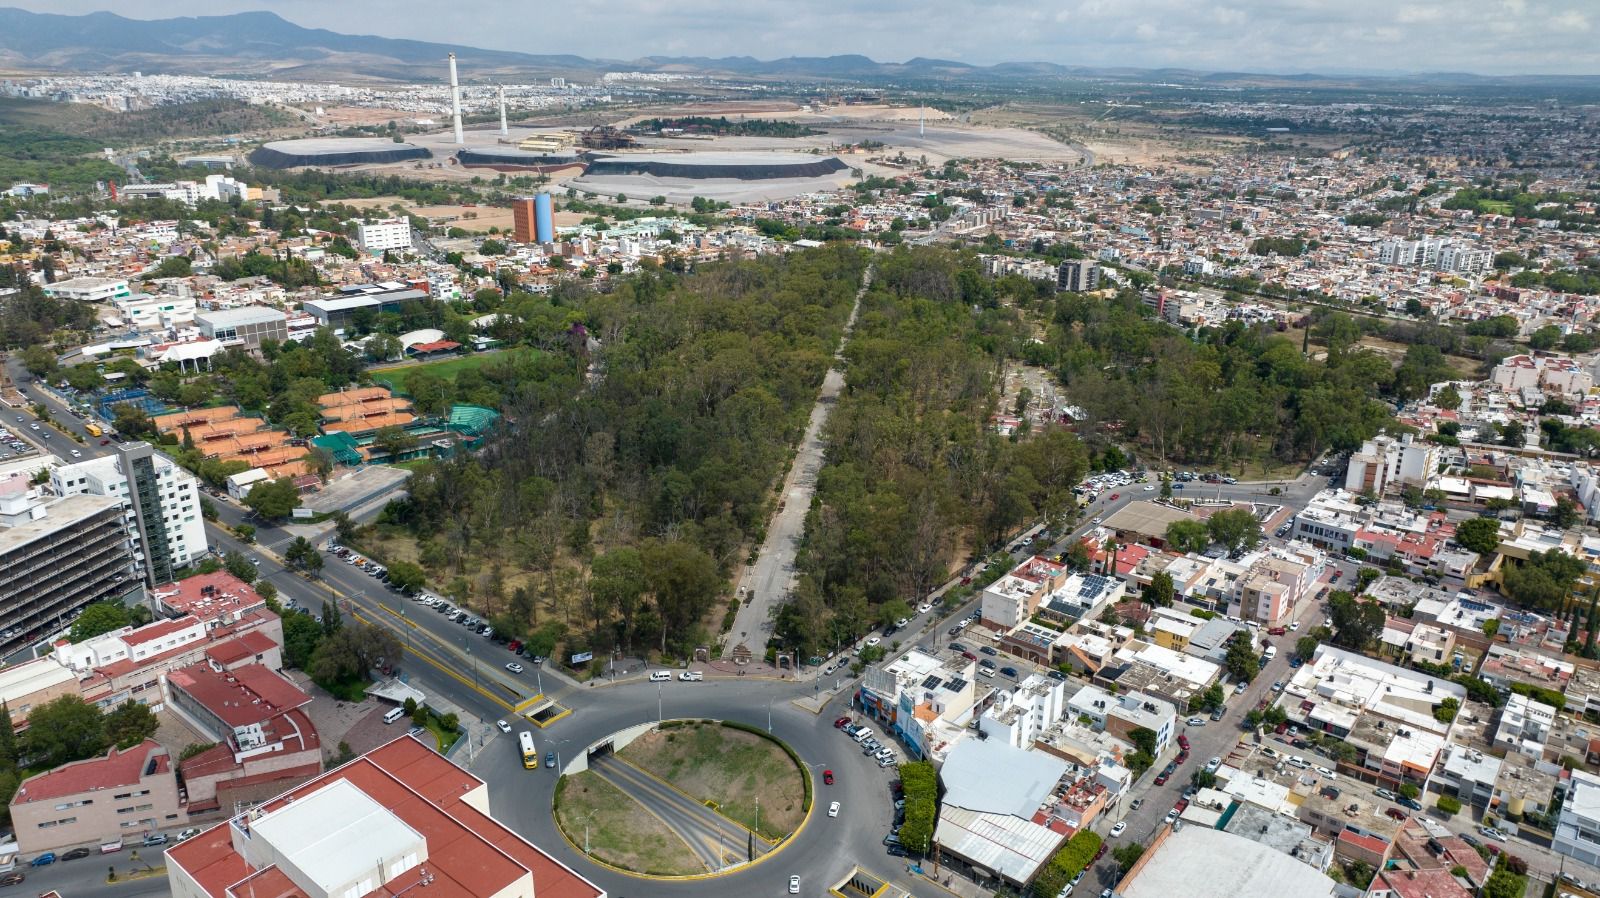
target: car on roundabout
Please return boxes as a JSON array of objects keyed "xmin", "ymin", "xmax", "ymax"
[
  {"xmin": 828, "ymin": 801, "xmax": 840, "ymax": 818},
  {"xmin": 823, "ymin": 769, "xmax": 834, "ymax": 785},
  {"xmin": 790, "ymin": 875, "xmax": 801, "ymax": 894}
]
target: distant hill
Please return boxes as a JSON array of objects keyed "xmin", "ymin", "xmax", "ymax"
[{"xmin": 2, "ymin": 7, "xmax": 1599, "ymax": 92}]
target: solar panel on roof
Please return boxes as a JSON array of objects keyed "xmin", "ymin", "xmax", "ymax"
[
  {"xmin": 944, "ymin": 678, "xmax": 967, "ymax": 692},
  {"xmin": 1079, "ymin": 575, "xmax": 1107, "ymax": 596},
  {"xmin": 922, "ymin": 675, "xmax": 943, "ymax": 690}
]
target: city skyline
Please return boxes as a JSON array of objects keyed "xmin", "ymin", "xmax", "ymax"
[{"xmin": 5, "ymin": 0, "xmax": 1599, "ymax": 77}]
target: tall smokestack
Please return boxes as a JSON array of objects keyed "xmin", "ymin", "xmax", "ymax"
[
  {"xmin": 449, "ymin": 52, "xmax": 464, "ymax": 145},
  {"xmin": 498, "ymin": 86, "xmax": 508, "ymax": 136}
]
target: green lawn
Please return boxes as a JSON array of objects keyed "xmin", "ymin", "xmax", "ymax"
[{"xmin": 369, "ymin": 351, "xmax": 517, "ymax": 392}]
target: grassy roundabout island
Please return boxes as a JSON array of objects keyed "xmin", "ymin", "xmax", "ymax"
[{"xmin": 553, "ymin": 719, "xmax": 810, "ymax": 877}]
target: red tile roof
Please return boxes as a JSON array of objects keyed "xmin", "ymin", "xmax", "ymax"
[
  {"xmin": 166, "ymin": 736, "xmax": 603, "ymax": 898},
  {"xmin": 153, "ymin": 571, "xmax": 266, "ymax": 623},
  {"xmin": 1379, "ymin": 868, "xmax": 1472, "ymax": 898},
  {"xmin": 122, "ymin": 615, "xmax": 202, "ymax": 648},
  {"xmin": 13, "ymin": 740, "xmax": 169, "ymax": 805},
  {"xmin": 167, "ymin": 663, "xmax": 311, "ymax": 729}
]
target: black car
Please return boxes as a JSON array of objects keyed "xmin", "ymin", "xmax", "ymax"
[
  {"xmin": 979, "ymin": 646, "xmax": 998, "ymax": 656},
  {"xmin": 979, "ymin": 659, "xmax": 996, "ymax": 670},
  {"xmin": 1000, "ymin": 667, "xmax": 1018, "ymax": 677},
  {"xmin": 949, "ymin": 643, "xmax": 966, "ymax": 653},
  {"xmin": 1047, "ymin": 670, "xmax": 1067, "ymax": 680},
  {"xmin": 59, "ymin": 847, "xmax": 92, "ymax": 862},
  {"xmin": 886, "ymin": 845, "xmax": 909, "ymax": 858}
]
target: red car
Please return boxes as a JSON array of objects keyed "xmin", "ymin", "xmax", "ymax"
[
  {"xmin": 1174, "ymin": 799, "xmax": 1189, "ymax": 813},
  {"xmin": 1385, "ymin": 808, "xmax": 1408, "ymax": 821},
  {"xmin": 1154, "ymin": 772, "xmax": 1169, "ymax": 786},
  {"xmin": 98, "ymin": 438, "xmax": 110, "ymax": 445},
  {"xmin": 1176, "ymin": 751, "xmax": 1190, "ymax": 764},
  {"xmin": 961, "ymin": 651, "xmax": 978, "ymax": 661},
  {"xmin": 833, "ymin": 716, "xmax": 851, "ymax": 729},
  {"xmin": 1109, "ymin": 493, "xmax": 1120, "ymax": 501},
  {"xmin": 1330, "ymin": 570, "xmax": 1342, "ymax": 581},
  {"xmin": 1177, "ymin": 734, "xmax": 1190, "ymax": 750},
  {"xmin": 823, "ymin": 769, "xmax": 834, "ymax": 785},
  {"xmin": 1268, "ymin": 627, "xmax": 1286, "ymax": 636},
  {"xmin": 1093, "ymin": 844, "xmax": 1108, "ymax": 862}
]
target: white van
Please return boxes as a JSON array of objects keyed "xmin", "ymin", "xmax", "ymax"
[
  {"xmin": 1287, "ymin": 755, "xmax": 1309, "ymax": 769},
  {"xmin": 1263, "ymin": 645, "xmax": 1278, "ymax": 661},
  {"xmin": 383, "ymin": 707, "xmax": 406, "ymax": 724},
  {"xmin": 648, "ymin": 671, "xmax": 672, "ymax": 682}
]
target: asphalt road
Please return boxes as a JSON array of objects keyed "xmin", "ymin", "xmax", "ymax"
[{"xmin": 471, "ymin": 678, "xmax": 911, "ymax": 898}]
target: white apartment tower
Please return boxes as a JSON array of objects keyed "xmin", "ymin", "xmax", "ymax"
[
  {"xmin": 51, "ymin": 442, "xmax": 208, "ymax": 587},
  {"xmin": 357, "ymin": 219, "xmax": 413, "ymax": 254},
  {"xmin": 1345, "ymin": 432, "xmax": 1439, "ymax": 496}
]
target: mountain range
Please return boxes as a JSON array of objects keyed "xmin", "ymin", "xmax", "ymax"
[{"xmin": 1, "ymin": 7, "xmax": 1597, "ymax": 90}]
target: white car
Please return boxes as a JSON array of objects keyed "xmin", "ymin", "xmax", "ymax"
[
  {"xmin": 1289, "ymin": 621, "xmax": 1300, "ymax": 631},
  {"xmin": 495, "ymin": 720, "xmax": 512, "ymax": 734},
  {"xmin": 866, "ymin": 637, "xmax": 881, "ymax": 647},
  {"xmin": 1205, "ymin": 757, "xmax": 1221, "ymax": 772},
  {"xmin": 1109, "ymin": 821, "xmax": 1126, "ymax": 837},
  {"xmin": 790, "ymin": 875, "xmax": 801, "ymax": 894},
  {"xmin": 648, "ymin": 670, "xmax": 672, "ymax": 682},
  {"xmin": 895, "ymin": 617, "xmax": 909, "ymax": 628},
  {"xmin": 1186, "ymin": 716, "xmax": 1207, "ymax": 727},
  {"xmin": 505, "ymin": 662, "xmax": 524, "ymax": 674},
  {"xmin": 1142, "ymin": 484, "xmax": 1154, "ymax": 491},
  {"xmin": 678, "ymin": 670, "xmax": 703, "ymax": 681},
  {"xmin": 917, "ymin": 603, "xmax": 932, "ymax": 614},
  {"xmin": 1164, "ymin": 810, "xmax": 1178, "ymax": 825},
  {"xmin": 70, "ymin": 449, "xmax": 81, "ymax": 458},
  {"xmin": 828, "ymin": 801, "xmax": 840, "ymax": 818}
]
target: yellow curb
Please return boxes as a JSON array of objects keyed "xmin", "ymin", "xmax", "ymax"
[
  {"xmin": 351, "ymin": 610, "xmax": 515, "ymax": 711},
  {"xmin": 559, "ymin": 772, "xmax": 718, "ymax": 874},
  {"xmin": 529, "ymin": 705, "xmax": 572, "ymax": 728},
  {"xmin": 552, "ymin": 777, "xmax": 721, "ymax": 879},
  {"xmin": 513, "ymin": 692, "xmax": 549, "ymax": 714}
]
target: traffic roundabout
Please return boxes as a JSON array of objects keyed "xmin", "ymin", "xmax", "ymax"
[
  {"xmin": 551, "ymin": 718, "xmax": 810, "ymax": 878},
  {"xmin": 482, "ymin": 678, "xmax": 895, "ymax": 897}
]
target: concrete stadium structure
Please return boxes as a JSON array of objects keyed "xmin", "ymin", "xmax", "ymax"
[
  {"xmin": 454, "ymin": 146, "xmax": 585, "ymax": 172},
  {"xmin": 583, "ymin": 151, "xmax": 848, "ymax": 181},
  {"xmin": 249, "ymin": 137, "xmax": 432, "ymax": 169}
]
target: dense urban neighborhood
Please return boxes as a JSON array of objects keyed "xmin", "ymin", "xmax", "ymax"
[{"xmin": 4, "ymin": 10, "xmax": 1600, "ymax": 898}]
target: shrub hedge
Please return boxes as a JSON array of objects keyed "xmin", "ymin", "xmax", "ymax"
[
  {"xmin": 897, "ymin": 761, "xmax": 938, "ymax": 854},
  {"xmin": 1032, "ymin": 830, "xmax": 1104, "ymax": 898}
]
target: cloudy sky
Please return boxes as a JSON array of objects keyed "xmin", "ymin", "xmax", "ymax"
[{"xmin": 15, "ymin": 0, "xmax": 1600, "ymax": 75}]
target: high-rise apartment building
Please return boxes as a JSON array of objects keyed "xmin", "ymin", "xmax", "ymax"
[
  {"xmin": 356, "ymin": 219, "xmax": 412, "ymax": 254},
  {"xmin": 1058, "ymin": 259, "xmax": 1101, "ymax": 292},
  {"xmin": 0, "ymin": 474, "xmax": 133, "ymax": 650},
  {"xmin": 52, "ymin": 443, "xmax": 207, "ymax": 587}
]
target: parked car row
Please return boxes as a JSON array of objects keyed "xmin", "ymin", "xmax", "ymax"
[{"xmin": 840, "ymin": 720, "xmax": 898, "ymax": 768}]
